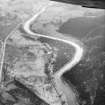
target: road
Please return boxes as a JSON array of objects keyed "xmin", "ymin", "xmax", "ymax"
[
  {"xmin": 0, "ymin": 23, "xmax": 22, "ymax": 84},
  {"xmin": 23, "ymin": 2, "xmax": 84, "ymax": 105},
  {"xmin": 24, "ymin": 2, "xmax": 84, "ymax": 78}
]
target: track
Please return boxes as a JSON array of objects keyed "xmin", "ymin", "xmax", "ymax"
[
  {"xmin": 23, "ymin": 2, "xmax": 84, "ymax": 78},
  {"xmin": 23, "ymin": 2, "xmax": 85, "ymax": 105}
]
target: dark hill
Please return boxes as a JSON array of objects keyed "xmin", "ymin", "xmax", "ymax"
[{"xmin": 58, "ymin": 15, "xmax": 105, "ymax": 40}]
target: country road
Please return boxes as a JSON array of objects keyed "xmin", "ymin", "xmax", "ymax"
[
  {"xmin": 23, "ymin": 2, "xmax": 85, "ymax": 105},
  {"xmin": 24, "ymin": 2, "xmax": 84, "ymax": 79}
]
